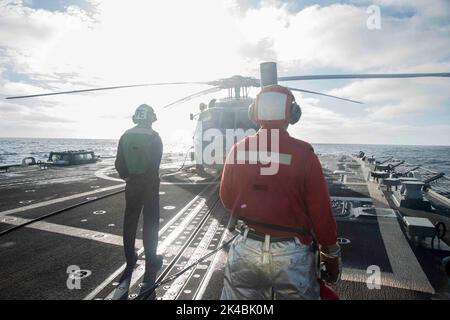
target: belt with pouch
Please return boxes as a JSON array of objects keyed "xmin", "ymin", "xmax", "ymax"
[
  {"xmin": 238, "ymin": 228, "xmax": 295, "ymax": 243},
  {"xmin": 237, "ymin": 216, "xmax": 312, "ymax": 243}
]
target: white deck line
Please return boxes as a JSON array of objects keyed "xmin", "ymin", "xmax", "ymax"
[
  {"xmin": 377, "ymin": 218, "xmax": 435, "ymax": 294},
  {"xmin": 1, "ymin": 216, "xmax": 140, "ymax": 247},
  {"xmin": 0, "ymin": 173, "xmax": 94, "ymax": 188},
  {"xmin": 105, "ymin": 185, "xmax": 218, "ymax": 300},
  {"xmin": 341, "ymin": 266, "xmax": 434, "ymax": 293},
  {"xmin": 84, "ymin": 182, "xmax": 218, "ymax": 300},
  {"xmin": 0, "ymin": 183, "xmax": 125, "ymax": 218},
  {"xmin": 95, "ymin": 166, "xmax": 215, "ymax": 185},
  {"xmin": 194, "ymin": 226, "xmax": 228, "ymax": 300},
  {"xmin": 94, "ymin": 166, "xmax": 123, "ymax": 182},
  {"xmin": 162, "ymin": 219, "xmax": 220, "ymax": 300},
  {"xmin": 111, "ymin": 259, "xmax": 146, "ymax": 300},
  {"xmin": 105, "ymin": 192, "xmax": 213, "ymax": 300},
  {"xmin": 0, "ymin": 169, "xmax": 213, "ymax": 220},
  {"xmin": 357, "ymin": 158, "xmax": 435, "ymax": 294},
  {"xmin": 341, "ymin": 267, "xmax": 412, "ymax": 290},
  {"xmin": 84, "ymin": 191, "xmax": 205, "ymax": 300}
]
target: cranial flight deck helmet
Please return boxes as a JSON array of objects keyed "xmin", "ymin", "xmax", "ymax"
[
  {"xmin": 132, "ymin": 104, "xmax": 157, "ymax": 125},
  {"xmin": 248, "ymin": 85, "xmax": 301, "ymax": 128}
]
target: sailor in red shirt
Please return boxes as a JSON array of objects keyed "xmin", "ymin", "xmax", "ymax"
[{"xmin": 220, "ymin": 85, "xmax": 341, "ymax": 300}]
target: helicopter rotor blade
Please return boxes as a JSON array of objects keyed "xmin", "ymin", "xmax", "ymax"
[
  {"xmin": 279, "ymin": 72, "xmax": 450, "ymax": 82},
  {"xmin": 5, "ymin": 81, "xmax": 209, "ymax": 100},
  {"xmin": 8, "ymin": 71, "xmax": 448, "ymax": 100},
  {"xmin": 288, "ymin": 87, "xmax": 363, "ymax": 104},
  {"xmin": 162, "ymin": 86, "xmax": 222, "ymax": 109}
]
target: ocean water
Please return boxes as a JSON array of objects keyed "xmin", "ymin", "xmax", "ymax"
[
  {"xmin": 1, "ymin": 138, "xmax": 449, "ymax": 187},
  {"xmin": 1, "ymin": 138, "xmax": 448, "ymax": 173},
  {"xmin": 0, "ymin": 138, "xmax": 119, "ymax": 165},
  {"xmin": 0, "ymin": 137, "xmax": 191, "ymax": 165}
]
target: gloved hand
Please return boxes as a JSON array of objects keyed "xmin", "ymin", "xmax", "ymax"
[{"xmin": 319, "ymin": 244, "xmax": 342, "ymax": 284}]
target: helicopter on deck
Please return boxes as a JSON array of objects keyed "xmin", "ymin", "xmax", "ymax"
[
  {"xmin": 5, "ymin": 62, "xmax": 450, "ymax": 173},
  {"xmin": 189, "ymin": 76, "xmax": 258, "ymax": 173}
]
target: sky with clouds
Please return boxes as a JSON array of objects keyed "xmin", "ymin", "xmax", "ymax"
[{"xmin": 0, "ymin": 0, "xmax": 449, "ymax": 146}]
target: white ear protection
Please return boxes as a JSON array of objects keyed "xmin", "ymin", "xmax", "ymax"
[{"xmin": 248, "ymin": 85, "xmax": 301, "ymax": 126}]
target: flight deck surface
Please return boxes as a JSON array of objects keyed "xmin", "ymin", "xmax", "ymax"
[{"xmin": 0, "ymin": 153, "xmax": 448, "ymax": 300}]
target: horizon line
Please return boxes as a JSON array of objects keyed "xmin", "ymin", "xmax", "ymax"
[{"xmin": 0, "ymin": 136, "xmax": 449, "ymax": 147}]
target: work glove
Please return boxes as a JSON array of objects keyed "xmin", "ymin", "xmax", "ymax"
[{"xmin": 319, "ymin": 244, "xmax": 342, "ymax": 284}]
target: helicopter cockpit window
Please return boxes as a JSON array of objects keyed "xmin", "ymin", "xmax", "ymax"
[
  {"xmin": 220, "ymin": 112, "xmax": 235, "ymax": 129},
  {"xmin": 200, "ymin": 110, "xmax": 212, "ymax": 121},
  {"xmin": 208, "ymin": 99, "xmax": 216, "ymax": 109},
  {"xmin": 200, "ymin": 109, "xmax": 219, "ymax": 130},
  {"xmin": 235, "ymin": 110, "xmax": 259, "ymax": 130}
]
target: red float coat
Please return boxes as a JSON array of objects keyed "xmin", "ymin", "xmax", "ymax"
[{"xmin": 220, "ymin": 128, "xmax": 337, "ymax": 246}]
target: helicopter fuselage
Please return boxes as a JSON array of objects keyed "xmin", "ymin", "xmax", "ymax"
[{"xmin": 192, "ymin": 97, "xmax": 258, "ymax": 171}]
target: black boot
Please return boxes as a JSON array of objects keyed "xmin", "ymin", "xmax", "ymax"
[
  {"xmin": 139, "ymin": 255, "xmax": 164, "ymax": 300},
  {"xmin": 127, "ymin": 252, "xmax": 139, "ymax": 268},
  {"xmin": 143, "ymin": 254, "xmax": 163, "ymax": 282},
  {"xmin": 146, "ymin": 254, "xmax": 163, "ymax": 271},
  {"xmin": 138, "ymin": 281, "xmax": 157, "ymax": 300},
  {"xmin": 118, "ymin": 252, "xmax": 138, "ymax": 283}
]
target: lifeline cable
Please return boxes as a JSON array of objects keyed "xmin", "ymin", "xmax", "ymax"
[
  {"xmin": 160, "ymin": 146, "xmax": 194, "ymax": 178},
  {"xmin": 1, "ymin": 151, "xmax": 224, "ymax": 299},
  {"xmin": 133, "ymin": 195, "xmax": 221, "ymax": 300},
  {"xmin": 108, "ymin": 180, "xmax": 221, "ymax": 300},
  {"xmin": 134, "ymin": 233, "xmax": 238, "ymax": 300}
]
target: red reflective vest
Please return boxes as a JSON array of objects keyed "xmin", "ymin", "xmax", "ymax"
[{"xmin": 220, "ymin": 128, "xmax": 337, "ymax": 246}]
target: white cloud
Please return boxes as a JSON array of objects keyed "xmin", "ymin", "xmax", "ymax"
[
  {"xmin": 234, "ymin": 1, "xmax": 450, "ymax": 72},
  {"xmin": 0, "ymin": 0, "xmax": 94, "ymax": 79},
  {"xmin": 327, "ymin": 77, "xmax": 450, "ymax": 120},
  {"xmin": 230, "ymin": 0, "xmax": 450, "ymax": 145},
  {"xmin": 288, "ymin": 98, "xmax": 450, "ymax": 145},
  {"xmin": 0, "ymin": 0, "xmax": 449, "ymax": 146}
]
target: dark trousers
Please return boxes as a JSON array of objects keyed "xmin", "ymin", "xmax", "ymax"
[{"xmin": 123, "ymin": 176, "xmax": 160, "ymax": 269}]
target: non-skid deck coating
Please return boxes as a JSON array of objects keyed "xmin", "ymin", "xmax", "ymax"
[{"xmin": 0, "ymin": 154, "xmax": 448, "ymax": 300}]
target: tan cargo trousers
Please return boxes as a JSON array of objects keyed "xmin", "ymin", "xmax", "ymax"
[{"xmin": 221, "ymin": 232, "xmax": 320, "ymax": 300}]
